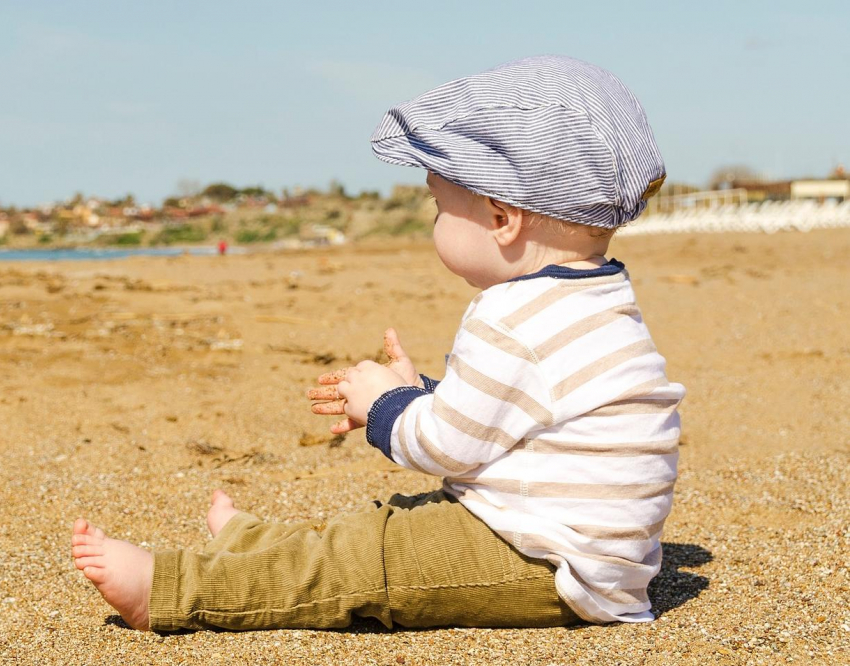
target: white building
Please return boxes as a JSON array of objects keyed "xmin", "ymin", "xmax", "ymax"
[{"xmin": 790, "ymin": 180, "xmax": 849, "ymax": 202}]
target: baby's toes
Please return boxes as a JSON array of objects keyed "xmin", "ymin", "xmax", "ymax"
[
  {"xmin": 74, "ymin": 555, "xmax": 106, "ymax": 571},
  {"xmin": 72, "ymin": 533, "xmax": 102, "ymax": 547},
  {"xmin": 72, "ymin": 543, "xmax": 105, "ymax": 559},
  {"xmin": 82, "ymin": 565, "xmax": 108, "ymax": 584},
  {"xmin": 72, "ymin": 518, "xmax": 106, "ymax": 540},
  {"xmin": 72, "ymin": 518, "xmax": 88, "ymax": 535}
]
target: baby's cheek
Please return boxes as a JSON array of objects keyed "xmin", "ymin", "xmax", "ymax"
[{"xmin": 433, "ymin": 239, "xmax": 462, "ymax": 276}]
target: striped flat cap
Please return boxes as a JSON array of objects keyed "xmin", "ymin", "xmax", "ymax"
[{"xmin": 371, "ymin": 55, "xmax": 665, "ymax": 228}]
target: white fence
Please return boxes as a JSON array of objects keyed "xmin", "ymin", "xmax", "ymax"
[{"xmin": 622, "ymin": 200, "xmax": 850, "ymax": 235}]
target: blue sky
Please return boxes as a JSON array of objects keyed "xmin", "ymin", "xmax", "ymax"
[{"xmin": 1, "ymin": 0, "xmax": 848, "ymax": 206}]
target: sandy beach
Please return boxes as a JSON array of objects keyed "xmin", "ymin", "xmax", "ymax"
[{"xmin": 0, "ymin": 229, "xmax": 847, "ymax": 665}]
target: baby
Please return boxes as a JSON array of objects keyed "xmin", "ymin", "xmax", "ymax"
[{"xmin": 71, "ymin": 55, "xmax": 684, "ymax": 631}]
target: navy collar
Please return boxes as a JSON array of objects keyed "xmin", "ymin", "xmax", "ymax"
[{"xmin": 508, "ymin": 258, "xmax": 625, "ymax": 282}]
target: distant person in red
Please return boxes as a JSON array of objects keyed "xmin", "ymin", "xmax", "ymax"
[{"xmin": 217, "ymin": 240, "xmax": 228, "ymax": 256}]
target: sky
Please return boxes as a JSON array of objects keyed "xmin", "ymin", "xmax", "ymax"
[{"xmin": 1, "ymin": 0, "xmax": 849, "ymax": 207}]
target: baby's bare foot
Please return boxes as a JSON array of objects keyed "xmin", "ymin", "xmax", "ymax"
[
  {"xmin": 206, "ymin": 489, "xmax": 239, "ymax": 537},
  {"xmin": 71, "ymin": 518, "xmax": 152, "ymax": 631}
]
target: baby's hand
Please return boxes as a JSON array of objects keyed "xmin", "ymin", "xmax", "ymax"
[
  {"xmin": 337, "ymin": 362, "xmax": 407, "ymax": 426},
  {"xmin": 382, "ymin": 328, "xmax": 423, "ymax": 388},
  {"xmin": 307, "ymin": 328, "xmax": 422, "ymax": 434}
]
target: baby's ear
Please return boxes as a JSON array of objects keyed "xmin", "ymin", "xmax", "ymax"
[{"xmin": 486, "ymin": 197, "xmax": 524, "ymax": 246}]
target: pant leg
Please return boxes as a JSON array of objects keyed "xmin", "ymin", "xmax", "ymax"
[
  {"xmin": 200, "ymin": 511, "xmax": 319, "ymax": 555},
  {"xmin": 194, "ymin": 489, "xmax": 451, "ymax": 561},
  {"xmin": 149, "ymin": 505, "xmax": 394, "ymax": 631},
  {"xmin": 148, "ymin": 491, "xmax": 579, "ymax": 631},
  {"xmin": 383, "ymin": 492, "xmax": 579, "ymax": 628}
]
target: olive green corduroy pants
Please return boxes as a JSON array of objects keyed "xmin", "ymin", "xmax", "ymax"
[{"xmin": 148, "ymin": 490, "xmax": 579, "ymax": 631}]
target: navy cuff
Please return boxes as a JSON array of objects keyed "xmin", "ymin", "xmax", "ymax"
[
  {"xmin": 420, "ymin": 375, "xmax": 441, "ymax": 392},
  {"xmin": 366, "ymin": 386, "xmax": 430, "ymax": 460}
]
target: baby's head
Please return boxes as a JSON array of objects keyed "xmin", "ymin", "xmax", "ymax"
[
  {"xmin": 371, "ymin": 56, "xmax": 665, "ymax": 287},
  {"xmin": 424, "ymin": 171, "xmax": 616, "ymax": 288}
]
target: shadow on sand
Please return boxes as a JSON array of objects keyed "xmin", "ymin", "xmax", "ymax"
[{"xmin": 648, "ymin": 541, "xmax": 712, "ymax": 616}]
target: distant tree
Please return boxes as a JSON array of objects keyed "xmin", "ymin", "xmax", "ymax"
[
  {"xmin": 202, "ymin": 182, "xmax": 239, "ymax": 201},
  {"xmin": 110, "ymin": 193, "xmax": 136, "ymax": 207},
  {"xmin": 708, "ymin": 165, "xmax": 760, "ymax": 190},
  {"xmin": 163, "ymin": 197, "xmax": 181, "ymax": 208},
  {"xmin": 114, "ymin": 231, "xmax": 144, "ymax": 246},
  {"xmin": 241, "ymin": 185, "xmax": 270, "ymax": 198}
]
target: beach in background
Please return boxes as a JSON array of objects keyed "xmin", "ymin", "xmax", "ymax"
[{"xmin": 0, "ymin": 229, "xmax": 847, "ymax": 665}]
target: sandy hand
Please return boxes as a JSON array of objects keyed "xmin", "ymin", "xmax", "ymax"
[
  {"xmin": 382, "ymin": 327, "xmax": 421, "ymax": 386},
  {"xmin": 315, "ymin": 367, "xmax": 350, "ymax": 385},
  {"xmin": 306, "ymin": 385, "xmax": 341, "ymax": 401},
  {"xmin": 308, "ymin": 328, "xmax": 421, "ymax": 433},
  {"xmin": 310, "ymin": 369, "xmax": 353, "ymax": 432}
]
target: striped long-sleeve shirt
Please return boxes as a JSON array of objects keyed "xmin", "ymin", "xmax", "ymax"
[{"xmin": 366, "ymin": 259, "xmax": 685, "ymax": 624}]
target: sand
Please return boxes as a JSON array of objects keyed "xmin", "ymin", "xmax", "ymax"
[{"xmin": 0, "ymin": 230, "xmax": 848, "ymax": 665}]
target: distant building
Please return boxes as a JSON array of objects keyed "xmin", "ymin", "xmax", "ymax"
[
  {"xmin": 727, "ymin": 179, "xmax": 792, "ymax": 202},
  {"xmin": 22, "ymin": 212, "xmax": 53, "ymax": 233},
  {"xmin": 300, "ymin": 224, "xmax": 346, "ymax": 246},
  {"xmin": 790, "ymin": 179, "xmax": 849, "ymax": 202}
]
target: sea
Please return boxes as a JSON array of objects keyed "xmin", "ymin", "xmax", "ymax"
[{"xmin": 0, "ymin": 246, "xmax": 243, "ymax": 262}]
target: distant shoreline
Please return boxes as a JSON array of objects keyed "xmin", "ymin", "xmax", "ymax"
[
  {"xmin": 0, "ymin": 245, "xmax": 241, "ymax": 262},
  {"xmin": 0, "ymin": 237, "xmax": 431, "ymax": 263}
]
